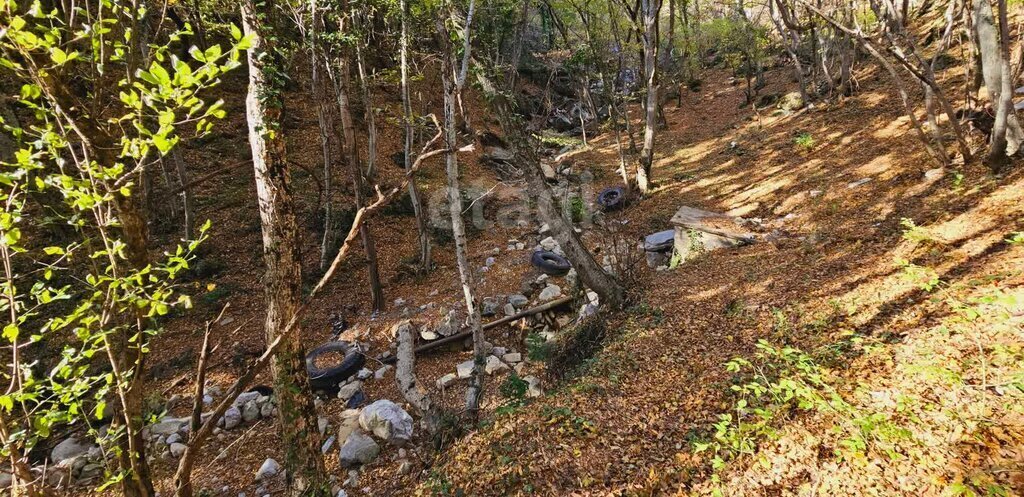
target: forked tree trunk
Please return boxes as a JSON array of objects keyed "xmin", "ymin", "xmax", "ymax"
[
  {"xmin": 437, "ymin": 10, "xmax": 485, "ymax": 416},
  {"xmin": 401, "ymin": 0, "xmax": 431, "ymax": 272},
  {"xmin": 638, "ymin": 0, "xmax": 662, "ymax": 194},
  {"xmin": 241, "ymin": 3, "xmax": 329, "ymax": 495},
  {"xmin": 976, "ymin": 0, "xmax": 1021, "ymax": 168}
]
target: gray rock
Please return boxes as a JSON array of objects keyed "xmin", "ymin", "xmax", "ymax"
[
  {"xmin": 0, "ymin": 470, "xmax": 12, "ymax": 489},
  {"xmin": 508, "ymin": 294, "xmax": 529, "ymax": 308},
  {"xmin": 481, "ymin": 298, "xmax": 500, "ymax": 317},
  {"xmin": 484, "ymin": 355, "xmax": 509, "ymax": 375},
  {"xmin": 223, "ymin": 406, "xmax": 242, "ymax": 430},
  {"xmin": 338, "ymin": 431, "xmax": 380, "ymax": 468},
  {"xmin": 149, "ymin": 418, "xmax": 187, "ymax": 437},
  {"xmin": 169, "ymin": 442, "xmax": 187, "ymax": 458},
  {"xmin": 538, "ymin": 284, "xmax": 562, "ymax": 302},
  {"xmin": 397, "ymin": 460, "xmax": 413, "ymax": 475},
  {"xmin": 456, "ymin": 359, "xmax": 475, "ymax": 379},
  {"xmin": 337, "ymin": 381, "xmax": 363, "ymax": 401},
  {"xmin": 485, "ymin": 256, "xmax": 496, "ymax": 267},
  {"xmin": 321, "ymin": 435, "xmax": 336, "ymax": 454},
  {"xmin": 356, "ymin": 368, "xmax": 373, "ymax": 380},
  {"xmin": 318, "ymin": 417, "xmax": 330, "ymax": 437},
  {"xmin": 394, "ymin": 298, "xmax": 406, "ymax": 308},
  {"xmin": 539, "ymin": 236, "xmax": 559, "ymax": 252},
  {"xmin": 233, "ymin": 391, "xmax": 261, "ymax": 407},
  {"xmin": 51, "ymin": 437, "xmax": 96, "ymax": 466},
  {"xmin": 435, "ymin": 309, "xmax": 461, "ymax": 337},
  {"xmin": 255, "ymin": 458, "xmax": 280, "ymax": 481},
  {"xmin": 241, "ymin": 400, "xmax": 260, "ymax": 422},
  {"xmin": 166, "ymin": 433, "xmax": 182, "ymax": 445},
  {"xmin": 503, "ymin": 303, "xmax": 516, "ymax": 317},
  {"xmin": 501, "ymin": 352, "xmax": 522, "ymax": 363},
  {"xmin": 358, "ymin": 400, "xmax": 414, "ymax": 445},
  {"xmin": 524, "ymin": 376, "xmax": 543, "ymax": 398},
  {"xmin": 374, "ymin": 365, "xmax": 393, "ymax": 380},
  {"xmin": 644, "ymin": 230, "xmax": 675, "ymax": 252},
  {"xmin": 436, "ymin": 373, "xmax": 457, "ymax": 389},
  {"xmin": 260, "ymin": 402, "xmax": 275, "ymax": 418}
]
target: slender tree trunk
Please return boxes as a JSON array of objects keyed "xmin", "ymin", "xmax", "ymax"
[
  {"xmin": 401, "ymin": 0, "xmax": 432, "ymax": 272},
  {"xmin": 354, "ymin": 11, "xmax": 378, "ymax": 179},
  {"xmin": 241, "ymin": 3, "xmax": 329, "ymax": 495},
  {"xmin": 172, "ymin": 149, "xmax": 195, "ymax": 240},
  {"xmin": 638, "ymin": 0, "xmax": 663, "ymax": 194},
  {"xmin": 310, "ymin": 0, "xmax": 339, "ymax": 273},
  {"xmin": 977, "ymin": 0, "xmax": 1020, "ymax": 168},
  {"xmin": 330, "ymin": 41, "xmax": 385, "ymax": 312},
  {"xmin": 437, "ymin": 10, "xmax": 485, "ymax": 416}
]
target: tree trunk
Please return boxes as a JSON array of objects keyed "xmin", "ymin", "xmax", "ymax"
[
  {"xmin": 401, "ymin": 0, "xmax": 432, "ymax": 272},
  {"xmin": 241, "ymin": 3, "xmax": 329, "ymax": 495},
  {"xmin": 172, "ymin": 149, "xmax": 195, "ymax": 240},
  {"xmin": 438, "ymin": 10, "xmax": 486, "ymax": 417},
  {"xmin": 330, "ymin": 42, "xmax": 385, "ymax": 312},
  {"xmin": 638, "ymin": 0, "xmax": 662, "ymax": 194},
  {"xmin": 354, "ymin": 11, "xmax": 378, "ymax": 180},
  {"xmin": 976, "ymin": 0, "xmax": 1020, "ymax": 168}
]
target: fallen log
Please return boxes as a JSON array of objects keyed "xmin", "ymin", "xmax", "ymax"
[{"xmin": 377, "ymin": 294, "xmax": 577, "ymax": 365}]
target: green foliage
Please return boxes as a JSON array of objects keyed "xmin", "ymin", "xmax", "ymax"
[
  {"xmin": 698, "ymin": 17, "xmax": 773, "ymax": 76},
  {"xmin": 568, "ymin": 196, "xmax": 586, "ymax": 223},
  {"xmin": 793, "ymin": 132, "xmax": 816, "ymax": 150},
  {"xmin": 495, "ymin": 373, "xmax": 529, "ymax": 416},
  {"xmin": 0, "ymin": 0, "xmax": 245, "ymax": 488}
]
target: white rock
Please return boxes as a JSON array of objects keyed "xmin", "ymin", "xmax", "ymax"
[
  {"xmin": 538, "ymin": 284, "xmax": 562, "ymax": 302},
  {"xmin": 356, "ymin": 368, "xmax": 373, "ymax": 380},
  {"xmin": 321, "ymin": 435, "xmax": 336, "ymax": 454},
  {"xmin": 166, "ymin": 433, "xmax": 182, "ymax": 445},
  {"xmin": 337, "ymin": 381, "xmax": 363, "ymax": 401},
  {"xmin": 241, "ymin": 401, "xmax": 260, "ymax": 422},
  {"xmin": 539, "ymin": 236, "xmax": 559, "ymax": 252},
  {"xmin": 255, "ymin": 458, "xmax": 280, "ymax": 481},
  {"xmin": 485, "ymin": 355, "xmax": 509, "ymax": 375},
  {"xmin": 436, "ymin": 373, "xmax": 457, "ymax": 389},
  {"xmin": 169, "ymin": 442, "xmax": 187, "ymax": 458},
  {"xmin": 456, "ymin": 359, "xmax": 475, "ymax": 379},
  {"xmin": 503, "ymin": 303, "xmax": 516, "ymax": 316},
  {"xmin": 234, "ymin": 391, "xmax": 261, "ymax": 407},
  {"xmin": 524, "ymin": 376, "xmax": 543, "ymax": 398},
  {"xmin": 394, "ymin": 298, "xmax": 406, "ymax": 307},
  {"xmin": 318, "ymin": 417, "xmax": 330, "ymax": 437},
  {"xmin": 358, "ymin": 400, "xmax": 414, "ymax": 445},
  {"xmin": 502, "ymin": 352, "xmax": 522, "ymax": 363}
]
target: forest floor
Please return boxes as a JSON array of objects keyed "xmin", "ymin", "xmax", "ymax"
[{"xmin": 104, "ymin": 49, "xmax": 1024, "ymax": 496}]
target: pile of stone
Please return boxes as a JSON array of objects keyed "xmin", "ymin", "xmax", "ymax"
[{"xmin": 145, "ymin": 389, "xmax": 277, "ymax": 460}]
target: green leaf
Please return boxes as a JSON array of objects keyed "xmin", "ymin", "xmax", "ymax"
[
  {"xmin": 50, "ymin": 47, "xmax": 69, "ymax": 65},
  {"xmin": 3, "ymin": 323, "xmax": 19, "ymax": 342},
  {"xmin": 230, "ymin": 24, "xmax": 242, "ymax": 41}
]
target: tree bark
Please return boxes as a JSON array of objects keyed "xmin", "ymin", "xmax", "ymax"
[
  {"xmin": 638, "ymin": 0, "xmax": 663, "ymax": 194},
  {"xmin": 438, "ymin": 10, "xmax": 486, "ymax": 416},
  {"xmin": 241, "ymin": 2, "xmax": 329, "ymax": 495},
  {"xmin": 401, "ymin": 0, "xmax": 432, "ymax": 272}
]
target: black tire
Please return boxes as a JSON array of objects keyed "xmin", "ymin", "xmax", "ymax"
[
  {"xmin": 597, "ymin": 186, "xmax": 626, "ymax": 211},
  {"xmin": 305, "ymin": 342, "xmax": 365, "ymax": 391},
  {"xmin": 531, "ymin": 250, "xmax": 572, "ymax": 276}
]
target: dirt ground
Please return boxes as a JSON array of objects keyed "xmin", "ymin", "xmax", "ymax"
[{"xmin": 74, "ymin": 40, "xmax": 1024, "ymax": 497}]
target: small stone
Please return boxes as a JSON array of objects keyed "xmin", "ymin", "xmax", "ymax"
[
  {"xmin": 338, "ymin": 432, "xmax": 380, "ymax": 468},
  {"xmin": 397, "ymin": 460, "xmax": 413, "ymax": 475},
  {"xmin": 166, "ymin": 433, "xmax": 182, "ymax": 445},
  {"xmin": 481, "ymin": 298, "xmax": 500, "ymax": 317},
  {"xmin": 539, "ymin": 236, "xmax": 559, "ymax": 252},
  {"xmin": 456, "ymin": 359, "xmax": 475, "ymax": 379},
  {"xmin": 169, "ymin": 443, "xmax": 187, "ymax": 458},
  {"xmin": 242, "ymin": 401, "xmax": 260, "ymax": 422},
  {"xmin": 203, "ymin": 394, "xmax": 214, "ymax": 405},
  {"xmin": 538, "ymin": 284, "xmax": 562, "ymax": 302},
  {"xmin": 337, "ymin": 381, "xmax": 363, "ymax": 401},
  {"xmin": 516, "ymin": 242, "xmax": 526, "ymax": 250},
  {"xmin": 321, "ymin": 436, "xmax": 336, "ymax": 454},
  {"xmin": 346, "ymin": 390, "xmax": 367, "ymax": 409},
  {"xmin": 503, "ymin": 303, "xmax": 516, "ymax": 316},
  {"xmin": 847, "ymin": 177, "xmax": 872, "ymax": 188},
  {"xmin": 436, "ymin": 373, "xmax": 458, "ymax": 389},
  {"xmin": 223, "ymin": 406, "xmax": 242, "ymax": 430},
  {"xmin": 502, "ymin": 352, "xmax": 522, "ymax": 363},
  {"xmin": 524, "ymin": 376, "xmax": 543, "ymax": 398},
  {"xmin": 492, "ymin": 346, "xmax": 508, "ymax": 356},
  {"xmin": 374, "ymin": 365, "xmax": 393, "ymax": 380},
  {"xmin": 485, "ymin": 355, "xmax": 509, "ymax": 375},
  {"xmin": 255, "ymin": 458, "xmax": 280, "ymax": 481},
  {"xmin": 394, "ymin": 298, "xmax": 406, "ymax": 307},
  {"xmin": 508, "ymin": 294, "xmax": 528, "ymax": 308},
  {"xmin": 356, "ymin": 368, "xmax": 373, "ymax": 380},
  {"xmin": 485, "ymin": 256, "xmax": 496, "ymax": 267},
  {"xmin": 538, "ymin": 223, "xmax": 550, "ymax": 235},
  {"xmin": 318, "ymin": 417, "xmax": 330, "ymax": 437}
]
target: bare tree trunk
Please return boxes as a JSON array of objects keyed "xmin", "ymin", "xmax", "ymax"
[
  {"xmin": 438, "ymin": 11, "xmax": 485, "ymax": 417},
  {"xmin": 354, "ymin": 10, "xmax": 378, "ymax": 179},
  {"xmin": 977, "ymin": 0, "xmax": 1021, "ymax": 168},
  {"xmin": 638, "ymin": 0, "xmax": 663, "ymax": 194},
  {"xmin": 310, "ymin": 0, "xmax": 339, "ymax": 273},
  {"xmin": 329, "ymin": 39, "xmax": 385, "ymax": 312},
  {"xmin": 172, "ymin": 149, "xmax": 195, "ymax": 240},
  {"xmin": 394, "ymin": 321, "xmax": 439, "ymax": 433},
  {"xmin": 401, "ymin": 0, "xmax": 432, "ymax": 272},
  {"xmin": 241, "ymin": 3, "xmax": 329, "ymax": 495}
]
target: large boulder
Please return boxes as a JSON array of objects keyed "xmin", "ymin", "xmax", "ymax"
[
  {"xmin": 338, "ymin": 431, "xmax": 380, "ymax": 468},
  {"xmin": 358, "ymin": 400, "xmax": 414, "ymax": 446},
  {"xmin": 51, "ymin": 437, "xmax": 95, "ymax": 466},
  {"xmin": 778, "ymin": 91, "xmax": 804, "ymax": 111}
]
